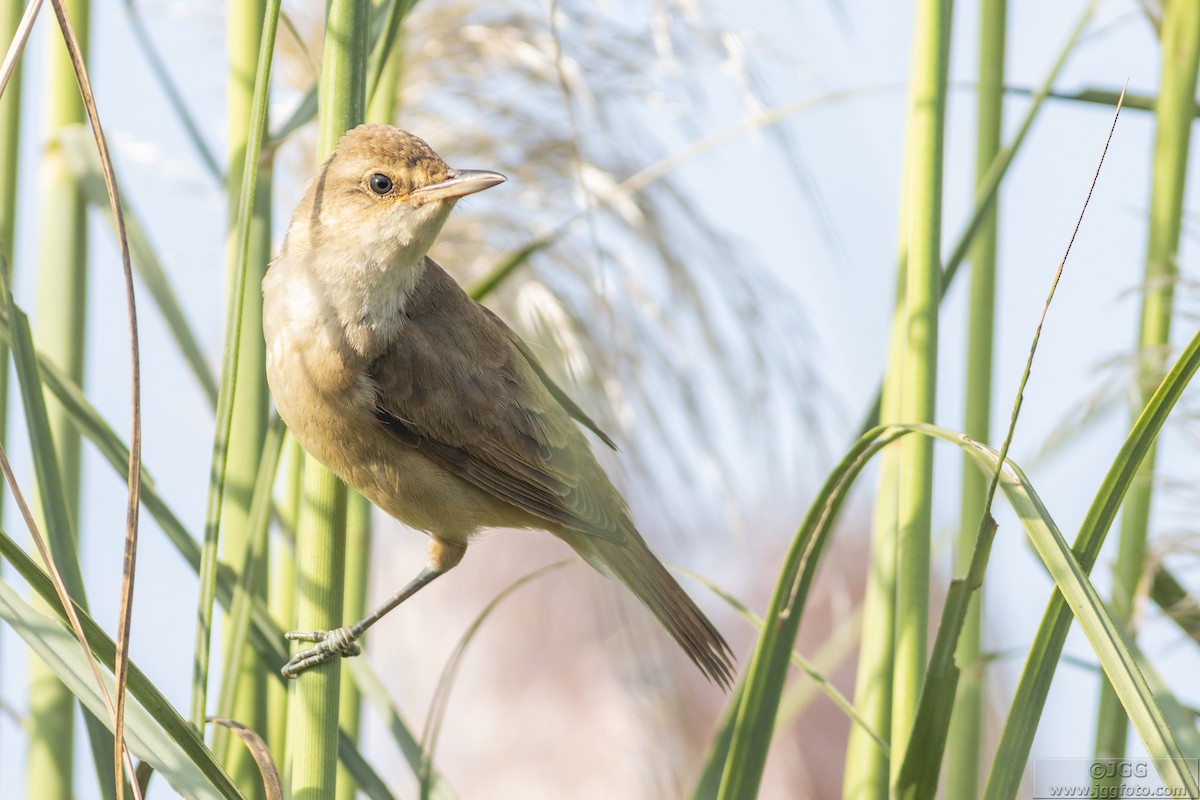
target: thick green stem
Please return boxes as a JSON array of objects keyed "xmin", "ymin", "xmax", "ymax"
[
  {"xmin": 890, "ymin": 0, "xmax": 952, "ymax": 786},
  {"xmin": 267, "ymin": 437, "xmax": 303, "ymax": 770},
  {"xmin": 947, "ymin": 0, "xmax": 1005, "ymax": 795},
  {"xmin": 285, "ymin": 1, "xmax": 369, "ymax": 796},
  {"xmin": 285, "ymin": 463, "xmax": 349, "ymax": 798},
  {"xmin": 332, "ymin": 21, "xmax": 402, "ymax": 799},
  {"xmin": 364, "ymin": 6, "xmax": 403, "ymax": 125},
  {"xmin": 842, "ymin": 244, "xmax": 906, "ymax": 797},
  {"xmin": 28, "ymin": 2, "xmax": 90, "ymax": 796},
  {"xmin": 335, "ymin": 490, "xmax": 371, "ymax": 800},
  {"xmin": 1093, "ymin": 0, "xmax": 1200, "ymax": 785},
  {"xmin": 0, "ymin": 0, "xmax": 19, "ymax": 512}
]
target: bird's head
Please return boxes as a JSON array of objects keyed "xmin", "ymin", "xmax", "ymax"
[
  {"xmin": 290, "ymin": 124, "xmax": 507, "ymax": 263},
  {"xmin": 269, "ymin": 125, "xmax": 507, "ymax": 351}
]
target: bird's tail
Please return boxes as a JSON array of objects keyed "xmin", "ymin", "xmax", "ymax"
[{"xmin": 579, "ymin": 532, "xmax": 736, "ymax": 689}]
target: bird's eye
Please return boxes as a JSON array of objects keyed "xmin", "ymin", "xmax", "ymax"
[{"xmin": 368, "ymin": 173, "xmax": 393, "ymax": 195}]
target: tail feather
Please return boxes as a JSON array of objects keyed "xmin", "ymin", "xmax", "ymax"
[{"xmin": 583, "ymin": 533, "xmax": 736, "ymax": 689}]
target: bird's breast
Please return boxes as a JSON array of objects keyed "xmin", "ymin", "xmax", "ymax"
[
  {"xmin": 265, "ymin": 324, "xmax": 376, "ymax": 464},
  {"xmin": 264, "ymin": 318, "xmax": 519, "ymax": 544}
]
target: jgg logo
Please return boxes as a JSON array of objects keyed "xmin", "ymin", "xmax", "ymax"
[{"xmin": 1089, "ymin": 760, "xmax": 1150, "ymax": 780}]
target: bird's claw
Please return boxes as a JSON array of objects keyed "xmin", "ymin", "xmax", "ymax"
[{"xmin": 281, "ymin": 626, "xmax": 362, "ymax": 678}]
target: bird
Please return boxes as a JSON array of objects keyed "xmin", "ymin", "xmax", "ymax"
[{"xmin": 262, "ymin": 123, "xmax": 734, "ymax": 688}]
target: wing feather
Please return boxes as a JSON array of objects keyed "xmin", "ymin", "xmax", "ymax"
[{"xmin": 369, "ymin": 259, "xmax": 628, "ymax": 543}]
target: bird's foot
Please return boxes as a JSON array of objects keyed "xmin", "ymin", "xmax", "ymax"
[{"xmin": 281, "ymin": 626, "xmax": 362, "ymax": 678}]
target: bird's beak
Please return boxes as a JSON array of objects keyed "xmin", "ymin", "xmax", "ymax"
[{"xmin": 410, "ymin": 169, "xmax": 507, "ymax": 203}]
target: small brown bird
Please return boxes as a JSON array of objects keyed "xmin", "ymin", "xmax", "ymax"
[{"xmin": 263, "ymin": 123, "xmax": 734, "ymax": 687}]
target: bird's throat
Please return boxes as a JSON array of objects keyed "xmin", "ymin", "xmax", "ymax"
[{"xmin": 336, "ymin": 249, "xmax": 428, "ymax": 358}]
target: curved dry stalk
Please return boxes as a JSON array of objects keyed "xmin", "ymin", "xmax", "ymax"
[{"xmin": 48, "ymin": 0, "xmax": 144, "ymax": 794}]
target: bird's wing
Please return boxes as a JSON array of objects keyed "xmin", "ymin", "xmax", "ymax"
[
  {"xmin": 477, "ymin": 305, "xmax": 617, "ymax": 451},
  {"xmin": 369, "ymin": 259, "xmax": 629, "ymax": 543}
]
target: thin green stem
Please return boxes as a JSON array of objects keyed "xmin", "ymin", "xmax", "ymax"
[
  {"xmin": 213, "ymin": 415, "xmax": 285, "ymax": 788},
  {"xmin": 1094, "ymin": 0, "xmax": 1200, "ymax": 786},
  {"xmin": 219, "ymin": 0, "xmax": 273, "ymax": 794},
  {"xmin": 190, "ymin": 0, "xmax": 281, "ymax": 733}
]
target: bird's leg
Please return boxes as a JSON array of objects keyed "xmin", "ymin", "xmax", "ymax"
[{"xmin": 281, "ymin": 565, "xmax": 443, "ymax": 678}]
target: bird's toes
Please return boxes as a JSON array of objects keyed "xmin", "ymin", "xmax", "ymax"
[{"xmin": 280, "ymin": 627, "xmax": 362, "ymax": 678}]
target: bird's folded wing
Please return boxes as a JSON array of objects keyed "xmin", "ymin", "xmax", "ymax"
[
  {"xmin": 368, "ymin": 260, "xmax": 629, "ymax": 543},
  {"xmin": 477, "ymin": 305, "xmax": 617, "ymax": 451}
]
